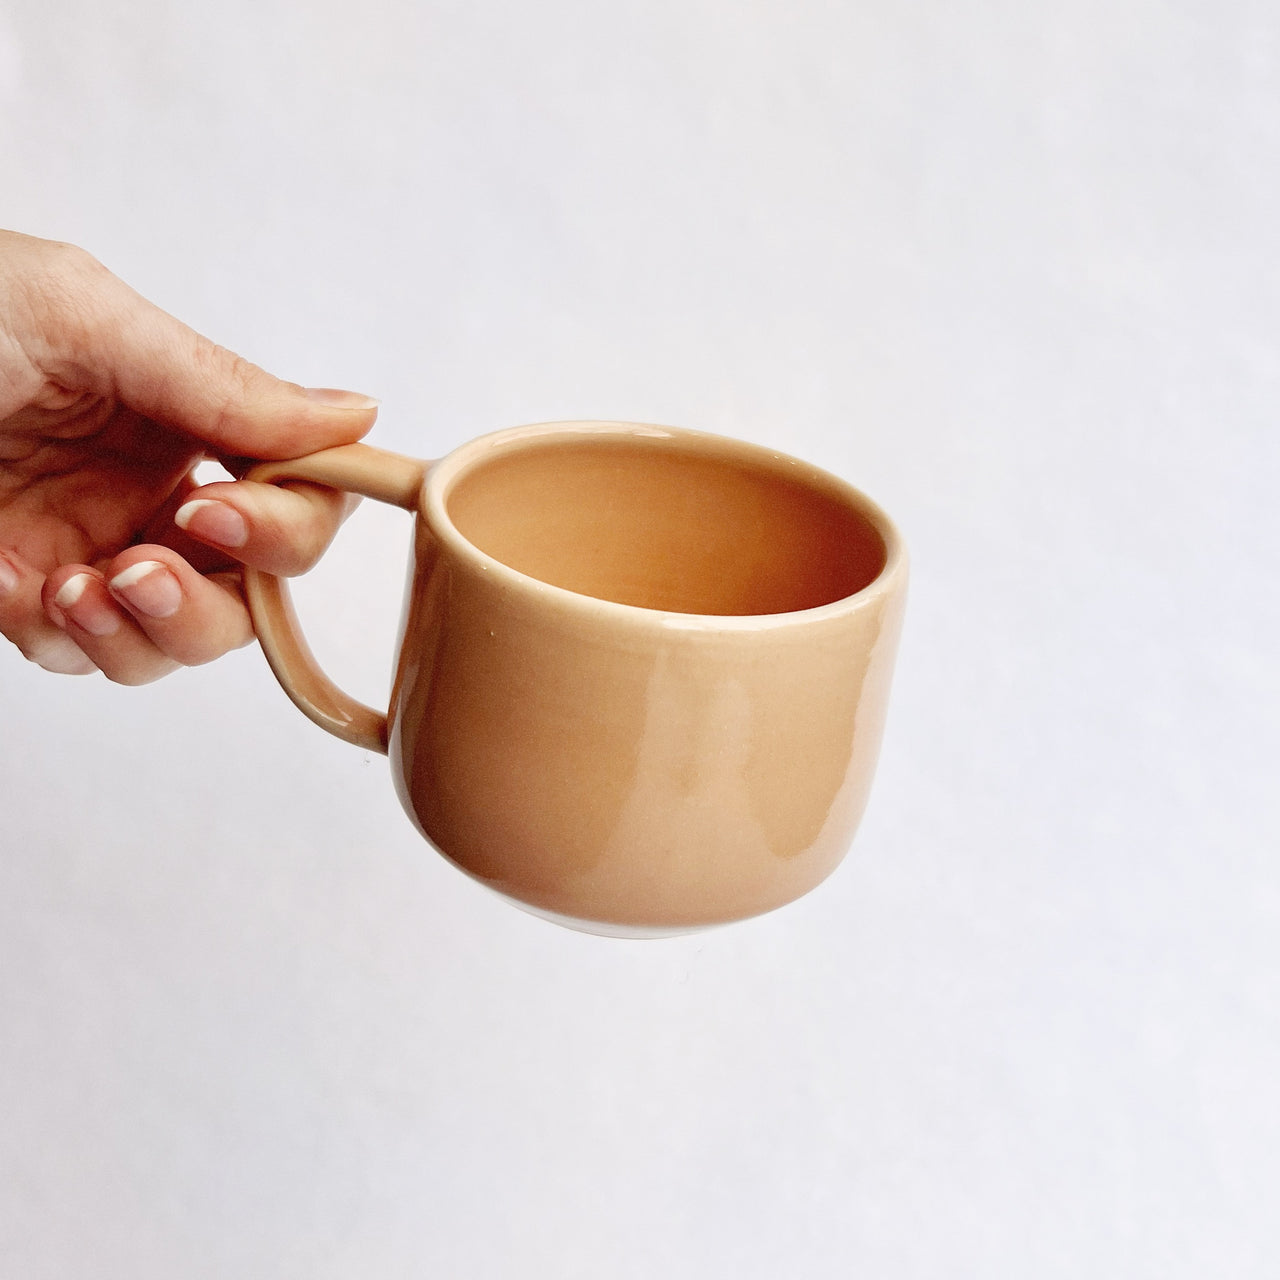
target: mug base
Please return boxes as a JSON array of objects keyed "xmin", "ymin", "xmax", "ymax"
[{"xmin": 505, "ymin": 894, "xmax": 723, "ymax": 939}]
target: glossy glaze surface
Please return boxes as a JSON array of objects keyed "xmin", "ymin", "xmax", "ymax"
[{"xmin": 387, "ymin": 423, "xmax": 907, "ymax": 931}]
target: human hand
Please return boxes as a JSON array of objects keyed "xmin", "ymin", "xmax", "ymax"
[{"xmin": 0, "ymin": 231, "xmax": 379, "ymax": 683}]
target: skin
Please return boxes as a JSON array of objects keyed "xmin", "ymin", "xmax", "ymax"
[{"xmin": 0, "ymin": 230, "xmax": 379, "ymax": 684}]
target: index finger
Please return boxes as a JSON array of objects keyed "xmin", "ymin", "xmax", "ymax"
[{"xmin": 168, "ymin": 478, "xmax": 357, "ymax": 577}]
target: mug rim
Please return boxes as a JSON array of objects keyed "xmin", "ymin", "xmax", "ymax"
[{"xmin": 420, "ymin": 420, "xmax": 907, "ymax": 631}]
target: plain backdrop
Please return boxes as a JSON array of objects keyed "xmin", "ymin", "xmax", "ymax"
[{"xmin": 1, "ymin": 2, "xmax": 1277, "ymax": 1277}]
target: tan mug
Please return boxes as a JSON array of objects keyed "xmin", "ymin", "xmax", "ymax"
[{"xmin": 243, "ymin": 421, "xmax": 907, "ymax": 936}]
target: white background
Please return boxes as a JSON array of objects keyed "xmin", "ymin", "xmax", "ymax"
[{"xmin": 2, "ymin": 2, "xmax": 1277, "ymax": 1276}]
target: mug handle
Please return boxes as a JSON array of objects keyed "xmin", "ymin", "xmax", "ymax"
[{"xmin": 242, "ymin": 443, "xmax": 429, "ymax": 755}]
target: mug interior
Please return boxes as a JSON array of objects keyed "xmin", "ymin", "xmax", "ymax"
[{"xmin": 442, "ymin": 432, "xmax": 888, "ymax": 616}]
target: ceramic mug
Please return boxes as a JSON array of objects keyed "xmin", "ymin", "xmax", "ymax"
[{"xmin": 243, "ymin": 421, "xmax": 907, "ymax": 935}]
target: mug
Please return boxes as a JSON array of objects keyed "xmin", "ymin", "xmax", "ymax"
[{"xmin": 243, "ymin": 421, "xmax": 907, "ymax": 936}]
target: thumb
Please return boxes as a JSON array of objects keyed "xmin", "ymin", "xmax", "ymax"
[{"xmin": 37, "ymin": 240, "xmax": 379, "ymax": 459}]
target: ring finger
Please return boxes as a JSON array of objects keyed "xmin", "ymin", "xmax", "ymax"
[{"xmin": 44, "ymin": 567, "xmax": 179, "ymax": 685}]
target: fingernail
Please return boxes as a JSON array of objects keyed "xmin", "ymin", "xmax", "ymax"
[
  {"xmin": 54, "ymin": 573, "xmax": 120, "ymax": 637},
  {"xmin": 0, "ymin": 552, "xmax": 18, "ymax": 596},
  {"xmin": 54, "ymin": 574, "xmax": 89, "ymax": 609},
  {"xmin": 303, "ymin": 387, "xmax": 380, "ymax": 410},
  {"xmin": 110, "ymin": 561, "xmax": 182, "ymax": 619},
  {"xmin": 174, "ymin": 498, "xmax": 248, "ymax": 548}
]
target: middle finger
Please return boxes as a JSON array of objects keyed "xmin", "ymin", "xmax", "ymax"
[{"xmin": 105, "ymin": 547, "xmax": 254, "ymax": 665}]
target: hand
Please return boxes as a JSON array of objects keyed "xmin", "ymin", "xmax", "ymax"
[{"xmin": 0, "ymin": 231, "xmax": 379, "ymax": 683}]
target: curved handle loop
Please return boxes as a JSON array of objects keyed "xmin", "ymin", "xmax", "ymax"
[{"xmin": 242, "ymin": 443, "xmax": 429, "ymax": 754}]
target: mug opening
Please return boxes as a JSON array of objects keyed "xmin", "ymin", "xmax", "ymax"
[{"xmin": 434, "ymin": 428, "xmax": 892, "ymax": 618}]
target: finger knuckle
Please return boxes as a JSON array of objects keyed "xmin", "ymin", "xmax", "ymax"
[
  {"xmin": 200, "ymin": 345, "xmax": 270, "ymax": 439},
  {"xmin": 276, "ymin": 485, "xmax": 342, "ymax": 570},
  {"xmin": 18, "ymin": 241, "xmax": 117, "ymax": 355},
  {"xmin": 102, "ymin": 663, "xmax": 168, "ymax": 687},
  {"xmin": 25, "ymin": 638, "xmax": 97, "ymax": 675},
  {"xmin": 40, "ymin": 239, "xmax": 106, "ymax": 283}
]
